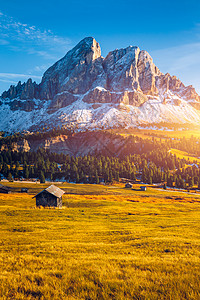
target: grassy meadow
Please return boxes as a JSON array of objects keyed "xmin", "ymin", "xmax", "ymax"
[
  {"xmin": 114, "ymin": 128, "xmax": 200, "ymax": 140},
  {"xmin": 0, "ymin": 182, "xmax": 200, "ymax": 299},
  {"xmin": 170, "ymin": 148, "xmax": 200, "ymax": 164}
]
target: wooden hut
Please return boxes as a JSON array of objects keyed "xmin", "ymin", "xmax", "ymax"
[
  {"xmin": 140, "ymin": 186, "xmax": 147, "ymax": 191},
  {"xmin": 21, "ymin": 188, "xmax": 29, "ymax": 193},
  {"xmin": 125, "ymin": 183, "xmax": 133, "ymax": 188},
  {"xmin": 0, "ymin": 184, "xmax": 12, "ymax": 194},
  {"xmin": 34, "ymin": 185, "xmax": 65, "ymax": 208}
]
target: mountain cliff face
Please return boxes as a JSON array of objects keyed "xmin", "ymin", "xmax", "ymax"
[
  {"xmin": 0, "ymin": 132, "xmax": 132, "ymax": 156},
  {"xmin": 1, "ymin": 37, "xmax": 200, "ymax": 133}
]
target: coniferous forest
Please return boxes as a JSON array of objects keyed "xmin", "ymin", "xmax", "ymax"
[{"xmin": 0, "ymin": 129, "xmax": 200, "ymax": 189}]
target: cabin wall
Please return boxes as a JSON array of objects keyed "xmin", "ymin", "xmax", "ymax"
[{"xmin": 36, "ymin": 191, "xmax": 57, "ymax": 207}]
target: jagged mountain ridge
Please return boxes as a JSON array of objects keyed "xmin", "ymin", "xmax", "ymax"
[{"xmin": 1, "ymin": 37, "xmax": 200, "ymax": 133}]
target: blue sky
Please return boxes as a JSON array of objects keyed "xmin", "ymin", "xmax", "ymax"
[{"xmin": 1, "ymin": 0, "xmax": 200, "ymax": 93}]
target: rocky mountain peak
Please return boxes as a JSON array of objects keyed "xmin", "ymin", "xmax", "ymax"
[
  {"xmin": 104, "ymin": 45, "xmax": 140, "ymax": 67},
  {"xmin": 76, "ymin": 36, "xmax": 101, "ymax": 63},
  {"xmin": 102, "ymin": 46, "xmax": 161, "ymax": 95},
  {"xmin": 61, "ymin": 36, "xmax": 101, "ymax": 66},
  {"xmin": 1, "ymin": 37, "xmax": 200, "ymax": 131},
  {"xmin": 39, "ymin": 37, "xmax": 103, "ymax": 100}
]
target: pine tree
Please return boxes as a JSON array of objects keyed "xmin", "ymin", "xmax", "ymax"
[
  {"xmin": 95, "ymin": 170, "xmax": 99, "ymax": 184},
  {"xmin": 83, "ymin": 174, "xmax": 87, "ymax": 184},
  {"xmin": 131, "ymin": 171, "xmax": 136, "ymax": 181},
  {"xmin": 13, "ymin": 166, "xmax": 19, "ymax": 179},
  {"xmin": 188, "ymin": 177, "xmax": 194, "ymax": 187},
  {"xmin": 29, "ymin": 166, "xmax": 35, "ymax": 178},
  {"xmin": 142, "ymin": 167, "xmax": 148, "ymax": 183},
  {"xmin": 80, "ymin": 171, "xmax": 84, "ymax": 183},
  {"xmin": 180, "ymin": 178, "xmax": 186, "ymax": 189},
  {"xmin": 167, "ymin": 175, "xmax": 173, "ymax": 187},
  {"xmin": 40, "ymin": 171, "xmax": 45, "ymax": 184},
  {"xmin": 103, "ymin": 168, "xmax": 109, "ymax": 184},
  {"xmin": 75, "ymin": 172, "xmax": 80, "ymax": 183},
  {"xmin": 24, "ymin": 165, "xmax": 29, "ymax": 179},
  {"xmin": 50, "ymin": 173, "xmax": 53, "ymax": 182},
  {"xmin": 109, "ymin": 169, "xmax": 113, "ymax": 183},
  {"xmin": 7, "ymin": 172, "xmax": 13, "ymax": 182},
  {"xmin": 148, "ymin": 175, "xmax": 152, "ymax": 185},
  {"xmin": 116, "ymin": 171, "xmax": 120, "ymax": 182}
]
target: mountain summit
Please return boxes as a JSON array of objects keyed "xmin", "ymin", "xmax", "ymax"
[{"xmin": 1, "ymin": 37, "xmax": 200, "ymax": 132}]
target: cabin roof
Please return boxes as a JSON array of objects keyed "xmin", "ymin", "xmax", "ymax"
[
  {"xmin": 125, "ymin": 183, "xmax": 132, "ymax": 187},
  {"xmin": 34, "ymin": 185, "xmax": 65, "ymax": 198}
]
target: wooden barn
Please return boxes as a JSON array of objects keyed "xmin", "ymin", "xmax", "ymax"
[
  {"xmin": 0, "ymin": 184, "xmax": 12, "ymax": 194},
  {"xmin": 34, "ymin": 185, "xmax": 65, "ymax": 208}
]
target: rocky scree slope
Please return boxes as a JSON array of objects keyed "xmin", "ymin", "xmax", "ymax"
[
  {"xmin": 1, "ymin": 37, "xmax": 200, "ymax": 133},
  {"xmin": 0, "ymin": 132, "xmax": 129, "ymax": 156}
]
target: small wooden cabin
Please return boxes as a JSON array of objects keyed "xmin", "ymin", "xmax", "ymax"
[
  {"xmin": 21, "ymin": 188, "xmax": 29, "ymax": 193},
  {"xmin": 34, "ymin": 185, "xmax": 65, "ymax": 208},
  {"xmin": 140, "ymin": 186, "xmax": 147, "ymax": 191},
  {"xmin": 125, "ymin": 183, "xmax": 133, "ymax": 188},
  {"xmin": 0, "ymin": 184, "xmax": 12, "ymax": 194}
]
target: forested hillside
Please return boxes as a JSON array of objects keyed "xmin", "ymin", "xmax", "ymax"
[{"xmin": 1, "ymin": 130, "xmax": 200, "ymax": 189}]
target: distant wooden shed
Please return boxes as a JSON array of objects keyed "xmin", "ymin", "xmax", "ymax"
[
  {"xmin": 0, "ymin": 184, "xmax": 12, "ymax": 194},
  {"xmin": 125, "ymin": 183, "xmax": 133, "ymax": 188},
  {"xmin": 140, "ymin": 186, "xmax": 147, "ymax": 191},
  {"xmin": 21, "ymin": 188, "xmax": 29, "ymax": 193},
  {"xmin": 34, "ymin": 185, "xmax": 65, "ymax": 208}
]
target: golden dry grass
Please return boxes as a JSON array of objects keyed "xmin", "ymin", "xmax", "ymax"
[
  {"xmin": 0, "ymin": 184, "xmax": 200, "ymax": 299},
  {"xmin": 170, "ymin": 148, "xmax": 200, "ymax": 164},
  {"xmin": 116, "ymin": 128, "xmax": 200, "ymax": 140}
]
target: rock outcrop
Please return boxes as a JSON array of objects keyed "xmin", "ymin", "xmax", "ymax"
[
  {"xmin": 0, "ymin": 132, "xmax": 127, "ymax": 156},
  {"xmin": 0, "ymin": 139, "xmax": 30, "ymax": 152},
  {"xmin": 9, "ymin": 99, "xmax": 36, "ymax": 112},
  {"xmin": 2, "ymin": 79, "xmax": 39, "ymax": 100}
]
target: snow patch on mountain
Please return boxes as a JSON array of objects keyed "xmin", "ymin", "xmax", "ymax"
[{"xmin": 0, "ymin": 91, "xmax": 200, "ymax": 134}]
